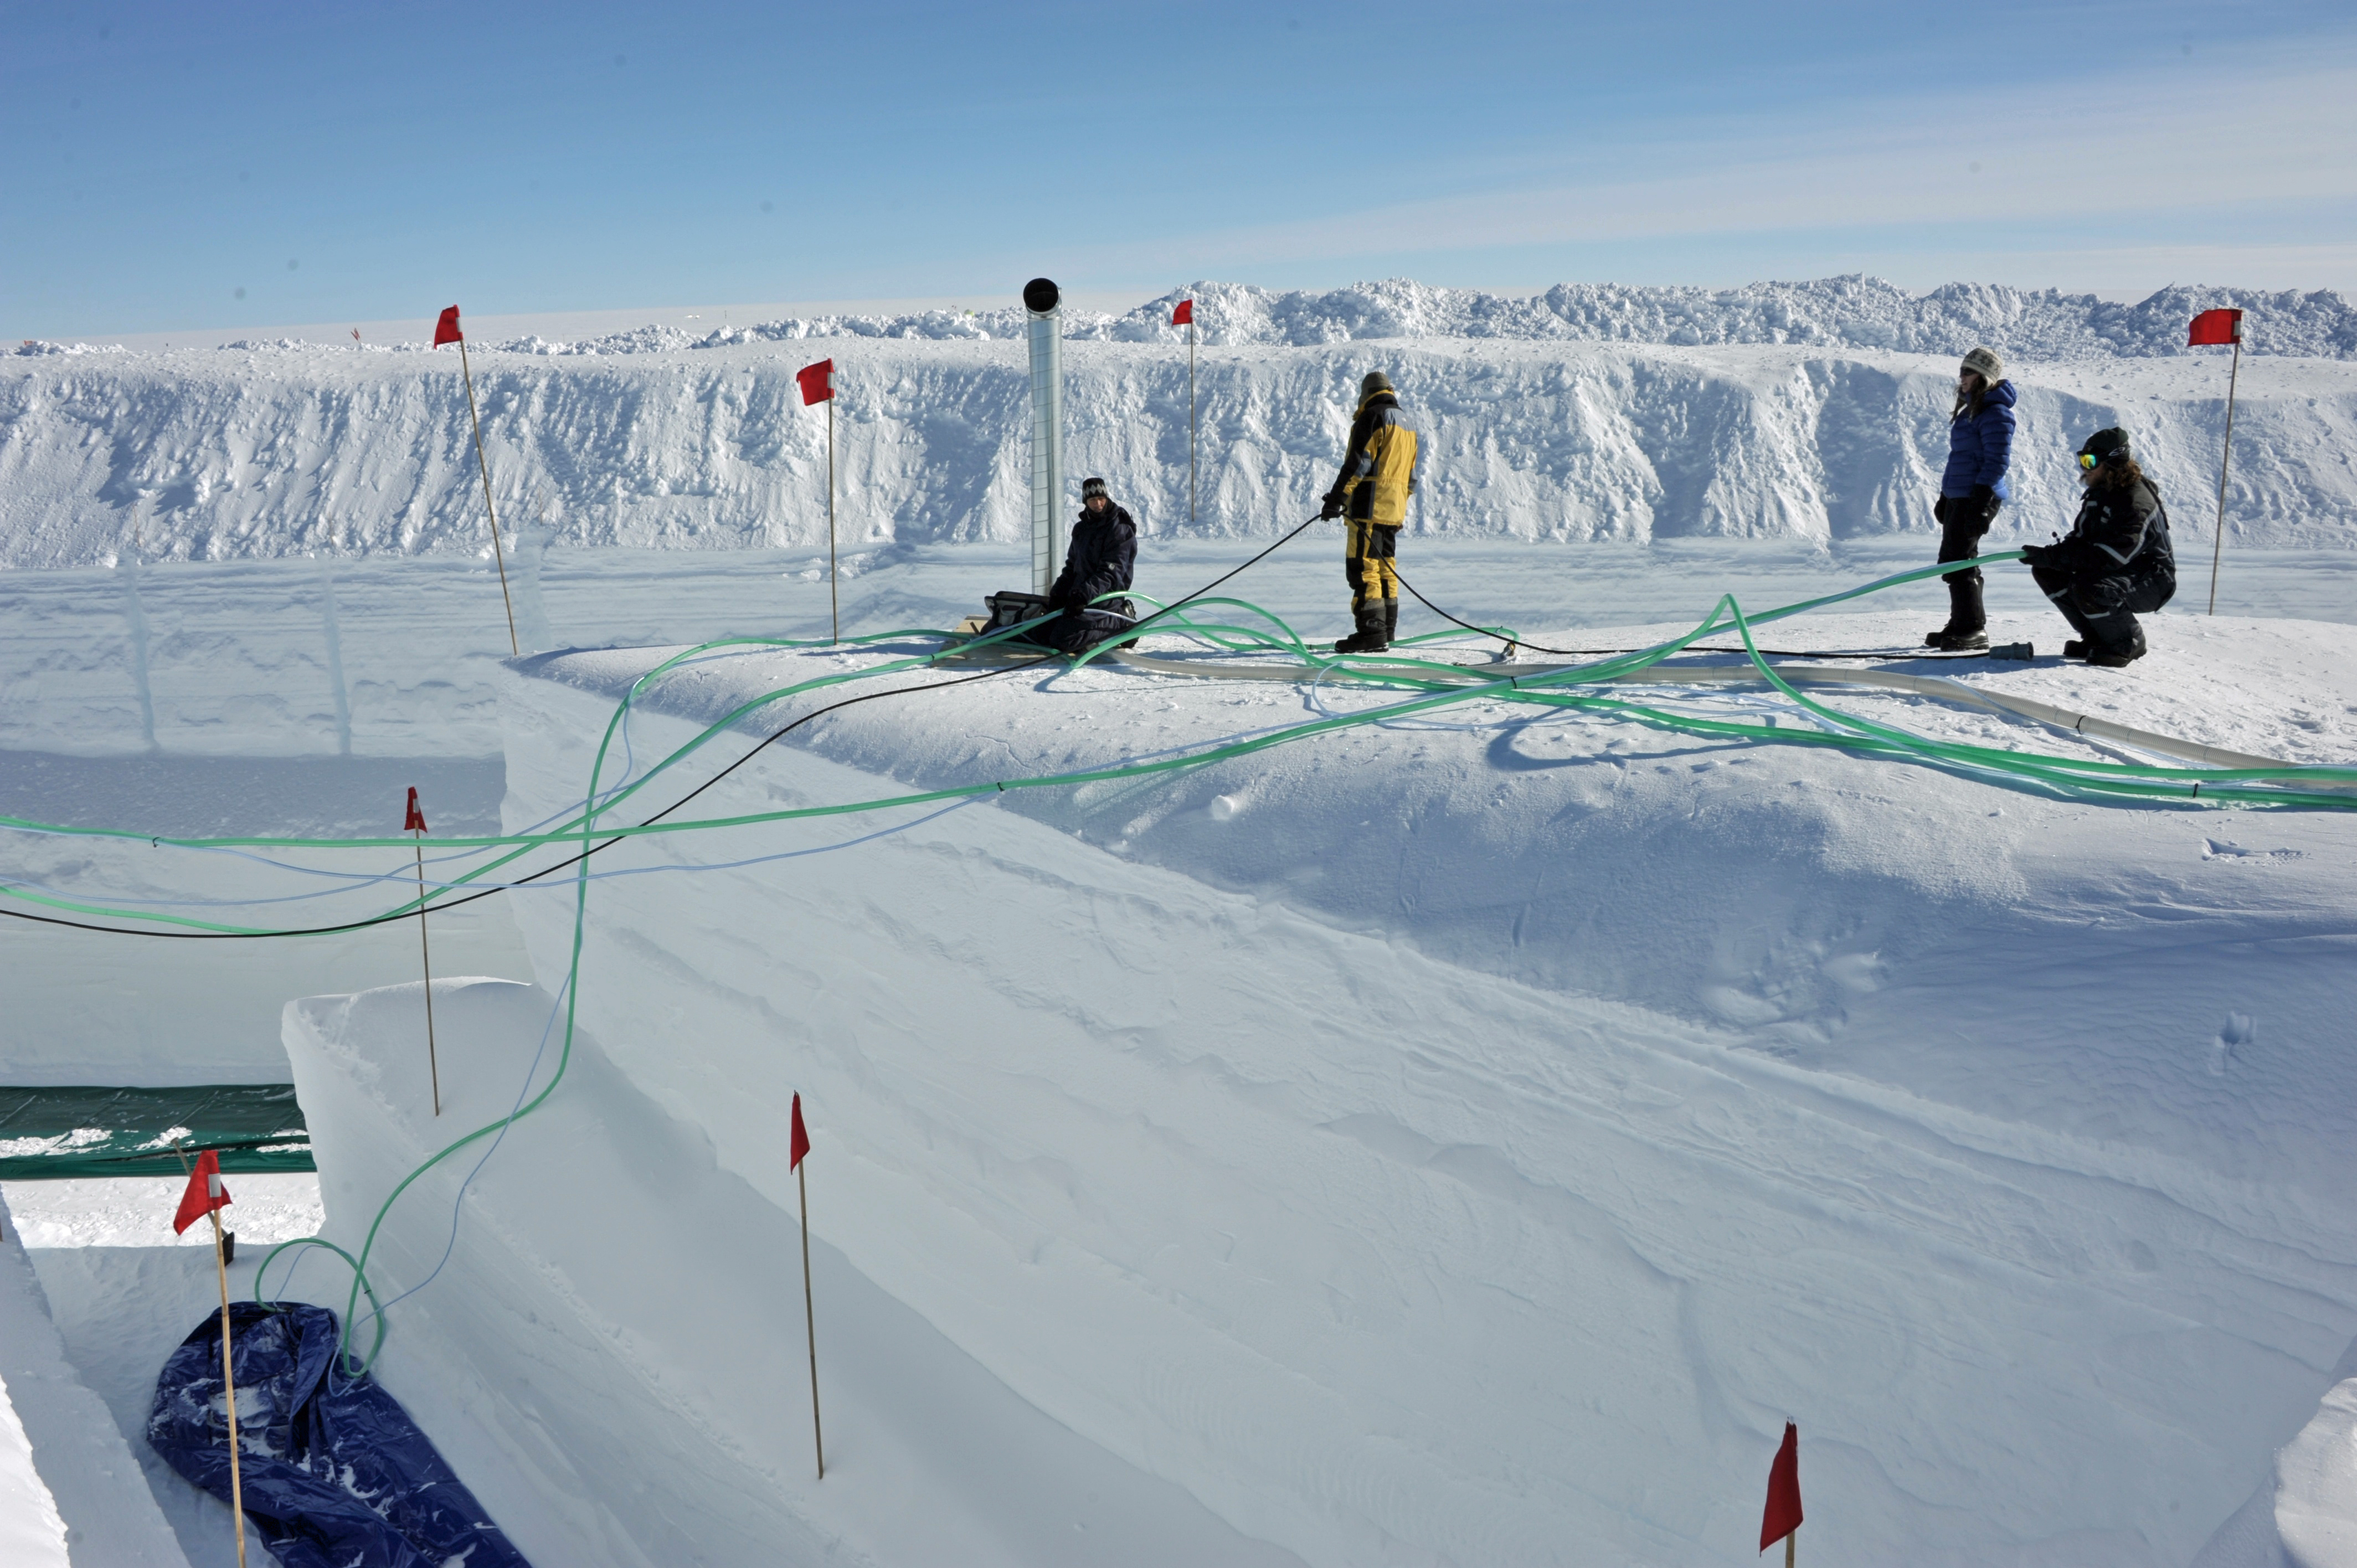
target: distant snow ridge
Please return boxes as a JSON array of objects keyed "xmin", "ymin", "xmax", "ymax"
[
  {"xmin": 18, "ymin": 276, "xmax": 2351, "ymax": 362},
  {"xmin": 616, "ymin": 276, "xmax": 2355, "ymax": 362}
]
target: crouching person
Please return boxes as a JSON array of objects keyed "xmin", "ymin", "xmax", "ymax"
[
  {"xmin": 1038, "ymin": 477, "xmax": 1139, "ymax": 655},
  {"xmin": 2020, "ymin": 428, "xmax": 2175, "ymax": 667}
]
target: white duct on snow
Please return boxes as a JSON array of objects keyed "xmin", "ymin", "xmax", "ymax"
[{"xmin": 1023, "ymin": 277, "xmax": 1064, "ymax": 595}]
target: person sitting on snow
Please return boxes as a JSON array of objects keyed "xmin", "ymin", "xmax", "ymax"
[
  {"xmin": 1036, "ymin": 477, "xmax": 1138, "ymax": 654},
  {"xmin": 2019, "ymin": 427, "xmax": 2175, "ymax": 668}
]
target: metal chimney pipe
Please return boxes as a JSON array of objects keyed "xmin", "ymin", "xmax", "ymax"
[{"xmin": 1023, "ymin": 277, "xmax": 1064, "ymax": 595}]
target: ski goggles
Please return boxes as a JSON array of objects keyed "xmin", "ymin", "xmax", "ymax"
[{"xmin": 2077, "ymin": 451, "xmax": 2107, "ymax": 470}]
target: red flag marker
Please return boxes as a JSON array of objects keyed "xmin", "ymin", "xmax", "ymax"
[
  {"xmin": 403, "ymin": 786, "xmax": 428, "ymax": 833},
  {"xmin": 799, "ymin": 362, "xmax": 841, "ymax": 641},
  {"xmin": 2190, "ymin": 309, "xmax": 2248, "ymax": 613},
  {"xmin": 433, "ymin": 305, "xmax": 463, "ymax": 347},
  {"xmin": 175, "ymin": 1149, "xmax": 250, "ymax": 1566},
  {"xmin": 1760, "ymin": 1422, "xmax": 1803, "ymax": 1560},
  {"xmin": 173, "ymin": 1148, "xmax": 233, "ymax": 1234},
  {"xmin": 791, "ymin": 1092, "xmax": 824, "ymax": 1477},
  {"xmin": 1171, "ymin": 299, "xmax": 1193, "ymax": 326},
  {"xmin": 2188, "ymin": 308, "xmax": 2242, "ymax": 346}
]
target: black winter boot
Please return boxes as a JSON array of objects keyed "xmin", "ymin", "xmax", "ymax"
[
  {"xmin": 1925, "ymin": 575, "xmax": 1987, "ymax": 651},
  {"xmin": 1333, "ymin": 605, "xmax": 1388, "ymax": 654},
  {"xmin": 1381, "ymin": 598, "xmax": 1399, "ymax": 646}
]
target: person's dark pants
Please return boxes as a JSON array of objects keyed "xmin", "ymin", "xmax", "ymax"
[
  {"xmin": 1936, "ymin": 496, "xmax": 1997, "ymax": 632},
  {"xmin": 1035, "ymin": 606, "xmax": 1135, "ymax": 656},
  {"xmin": 2031, "ymin": 564, "xmax": 2175, "ymax": 656}
]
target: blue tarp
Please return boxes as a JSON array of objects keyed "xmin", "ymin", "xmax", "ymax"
[{"xmin": 148, "ymin": 1302, "xmax": 531, "ymax": 1568}]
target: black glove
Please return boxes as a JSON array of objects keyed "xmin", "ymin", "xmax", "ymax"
[
  {"xmin": 2018, "ymin": 544, "xmax": 2054, "ymax": 568},
  {"xmin": 1932, "ymin": 496, "xmax": 1950, "ymax": 524},
  {"xmin": 1968, "ymin": 484, "xmax": 2000, "ymax": 525},
  {"xmin": 1319, "ymin": 491, "xmax": 1346, "ymax": 521}
]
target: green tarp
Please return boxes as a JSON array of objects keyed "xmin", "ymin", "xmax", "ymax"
[{"xmin": 0, "ymin": 1084, "xmax": 312, "ymax": 1180}]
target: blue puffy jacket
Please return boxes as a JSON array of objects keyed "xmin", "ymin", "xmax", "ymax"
[{"xmin": 1941, "ymin": 380, "xmax": 2016, "ymax": 500}]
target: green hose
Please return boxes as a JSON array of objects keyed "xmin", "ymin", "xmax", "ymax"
[{"xmin": 4, "ymin": 556, "xmax": 2346, "ymax": 1369}]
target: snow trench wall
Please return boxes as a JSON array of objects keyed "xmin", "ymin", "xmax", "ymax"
[{"xmin": 7, "ymin": 338, "xmax": 2356, "ymax": 569}]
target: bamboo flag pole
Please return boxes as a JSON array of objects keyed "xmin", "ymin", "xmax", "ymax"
[
  {"xmin": 2206, "ymin": 322, "xmax": 2245, "ymax": 616},
  {"xmin": 434, "ymin": 306, "xmax": 519, "ymax": 654},
  {"xmin": 404, "ymin": 787, "xmax": 440, "ymax": 1116},
  {"xmin": 1176, "ymin": 298, "xmax": 1197, "ymax": 527},
  {"xmin": 827, "ymin": 390, "xmax": 838, "ymax": 643},
  {"xmin": 173, "ymin": 1144, "xmax": 247, "ymax": 1568},
  {"xmin": 797, "ymin": 359, "xmax": 841, "ymax": 643},
  {"xmin": 790, "ymin": 1092, "xmax": 823, "ymax": 1479},
  {"xmin": 208, "ymin": 1199, "xmax": 249, "ymax": 1568}
]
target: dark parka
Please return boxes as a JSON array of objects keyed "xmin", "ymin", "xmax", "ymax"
[
  {"xmin": 2029, "ymin": 473, "xmax": 2178, "ymax": 655},
  {"xmin": 2049, "ymin": 474, "xmax": 2175, "ymax": 584},
  {"xmin": 1043, "ymin": 503, "xmax": 1138, "ymax": 652},
  {"xmin": 1941, "ymin": 380, "xmax": 2017, "ymax": 502}
]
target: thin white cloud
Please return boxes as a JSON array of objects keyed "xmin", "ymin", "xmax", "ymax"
[{"xmin": 1083, "ymin": 39, "xmax": 2357, "ymax": 278}]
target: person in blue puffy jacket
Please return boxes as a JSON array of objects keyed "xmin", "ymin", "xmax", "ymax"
[{"xmin": 1925, "ymin": 345, "xmax": 2016, "ymax": 651}]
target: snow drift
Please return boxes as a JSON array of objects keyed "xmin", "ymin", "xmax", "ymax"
[
  {"xmin": 435, "ymin": 618, "xmax": 2357, "ymax": 1566},
  {"xmin": 7, "ymin": 278, "xmax": 2357, "ymax": 572}
]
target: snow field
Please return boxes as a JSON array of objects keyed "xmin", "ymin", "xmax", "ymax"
[
  {"xmin": 4, "ymin": 533, "xmax": 2355, "ymax": 1564},
  {"xmin": 467, "ymin": 619, "xmax": 2357, "ymax": 1565}
]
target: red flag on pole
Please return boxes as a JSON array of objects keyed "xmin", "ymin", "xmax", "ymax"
[
  {"xmin": 404, "ymin": 786, "xmax": 428, "ymax": 833},
  {"xmin": 797, "ymin": 359, "xmax": 835, "ymax": 406},
  {"xmin": 1760, "ymin": 1422, "xmax": 1803, "ymax": 1552},
  {"xmin": 173, "ymin": 1149, "xmax": 233, "ymax": 1235},
  {"xmin": 2189, "ymin": 308, "xmax": 2243, "ymax": 347},
  {"xmin": 434, "ymin": 306, "xmax": 463, "ymax": 347},
  {"xmin": 790, "ymin": 1093, "xmax": 811, "ymax": 1169},
  {"xmin": 1172, "ymin": 299, "xmax": 1193, "ymax": 326}
]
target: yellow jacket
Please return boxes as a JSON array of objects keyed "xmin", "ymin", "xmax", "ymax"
[{"xmin": 1332, "ymin": 390, "xmax": 1419, "ymax": 525}]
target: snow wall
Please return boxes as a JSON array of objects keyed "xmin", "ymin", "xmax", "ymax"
[{"xmin": 8, "ymin": 277, "xmax": 2357, "ymax": 570}]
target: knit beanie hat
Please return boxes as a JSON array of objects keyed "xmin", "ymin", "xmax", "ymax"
[
  {"xmin": 2078, "ymin": 427, "xmax": 2131, "ymax": 464},
  {"xmin": 1960, "ymin": 346, "xmax": 2004, "ymax": 383},
  {"xmin": 1080, "ymin": 476, "xmax": 1109, "ymax": 500},
  {"xmin": 1360, "ymin": 370, "xmax": 1394, "ymax": 398}
]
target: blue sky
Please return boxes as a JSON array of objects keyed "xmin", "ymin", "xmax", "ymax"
[{"xmin": 5, "ymin": 1, "xmax": 2354, "ymax": 337}]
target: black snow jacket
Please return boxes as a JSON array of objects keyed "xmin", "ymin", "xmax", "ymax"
[
  {"xmin": 1048, "ymin": 504, "xmax": 1137, "ymax": 612},
  {"xmin": 2051, "ymin": 476, "xmax": 2174, "ymax": 582}
]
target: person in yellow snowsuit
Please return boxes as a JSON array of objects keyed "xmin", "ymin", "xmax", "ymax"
[{"xmin": 1319, "ymin": 370, "xmax": 1421, "ymax": 652}]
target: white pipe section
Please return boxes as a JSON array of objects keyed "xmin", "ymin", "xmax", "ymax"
[{"xmin": 1023, "ymin": 279, "xmax": 1065, "ymax": 596}]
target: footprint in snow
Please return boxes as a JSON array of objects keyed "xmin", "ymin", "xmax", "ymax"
[
  {"xmin": 2211, "ymin": 1012, "xmax": 2256, "ymax": 1076},
  {"xmin": 2202, "ymin": 838, "xmax": 2302, "ymax": 861}
]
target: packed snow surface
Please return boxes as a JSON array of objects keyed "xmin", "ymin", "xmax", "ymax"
[
  {"xmin": 467, "ymin": 591, "xmax": 2357, "ymax": 1565},
  {"xmin": 7, "ymin": 277, "xmax": 2357, "ymax": 571},
  {"xmin": 6, "ymin": 530, "xmax": 2357, "ymax": 1561}
]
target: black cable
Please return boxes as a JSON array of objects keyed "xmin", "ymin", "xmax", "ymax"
[
  {"xmin": 0, "ymin": 656, "xmax": 1049, "ymax": 940},
  {"xmin": 8, "ymin": 514, "xmax": 1319, "ymax": 942},
  {"xmin": 1120, "ymin": 514, "xmax": 1322, "ymax": 639},
  {"xmin": 1390, "ymin": 568, "xmax": 2012, "ymax": 662}
]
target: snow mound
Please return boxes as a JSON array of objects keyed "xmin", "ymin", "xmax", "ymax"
[{"xmin": 522, "ymin": 277, "xmax": 2357, "ymax": 362}]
